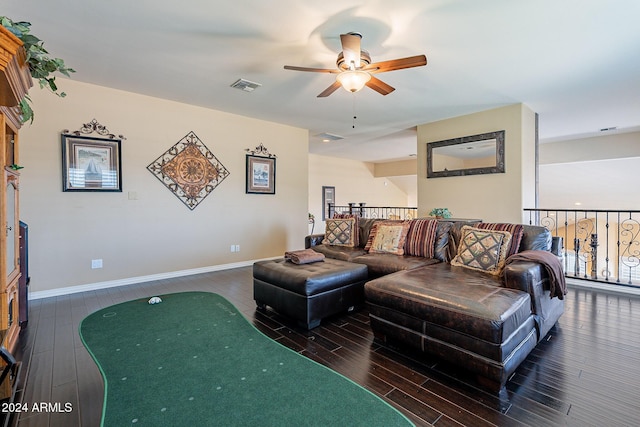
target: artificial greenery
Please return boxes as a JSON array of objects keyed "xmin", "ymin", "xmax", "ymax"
[
  {"xmin": 308, "ymin": 213, "xmax": 315, "ymax": 233},
  {"xmin": 429, "ymin": 207, "xmax": 452, "ymax": 218},
  {"xmin": 1, "ymin": 16, "xmax": 75, "ymax": 123}
]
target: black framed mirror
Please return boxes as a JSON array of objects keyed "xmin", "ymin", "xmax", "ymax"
[{"xmin": 426, "ymin": 130, "xmax": 505, "ymax": 178}]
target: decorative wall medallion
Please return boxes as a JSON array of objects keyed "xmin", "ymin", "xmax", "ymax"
[{"xmin": 147, "ymin": 132, "xmax": 230, "ymax": 210}]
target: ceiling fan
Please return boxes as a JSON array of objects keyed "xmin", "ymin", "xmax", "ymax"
[{"xmin": 284, "ymin": 32, "xmax": 427, "ymax": 97}]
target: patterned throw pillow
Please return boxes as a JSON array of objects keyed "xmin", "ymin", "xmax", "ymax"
[
  {"xmin": 323, "ymin": 218, "xmax": 356, "ymax": 247},
  {"xmin": 476, "ymin": 223, "xmax": 524, "ymax": 256},
  {"xmin": 364, "ymin": 220, "xmax": 404, "ymax": 252},
  {"xmin": 404, "ymin": 219, "xmax": 439, "ymax": 258},
  {"xmin": 451, "ymin": 226, "xmax": 512, "ymax": 275},
  {"xmin": 333, "ymin": 213, "xmax": 360, "ymax": 246},
  {"xmin": 368, "ymin": 223, "xmax": 410, "ymax": 255}
]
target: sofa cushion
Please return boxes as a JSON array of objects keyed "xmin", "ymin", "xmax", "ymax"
[
  {"xmin": 404, "ymin": 219, "xmax": 439, "ymax": 258},
  {"xmin": 311, "ymin": 244, "xmax": 367, "ymax": 262},
  {"xmin": 521, "ymin": 225, "xmax": 552, "ymax": 251},
  {"xmin": 434, "ymin": 221, "xmax": 453, "ymax": 262},
  {"xmin": 353, "ymin": 253, "xmax": 439, "ymax": 277},
  {"xmin": 323, "ymin": 218, "xmax": 356, "ymax": 247},
  {"xmin": 358, "ymin": 218, "xmax": 381, "ymax": 248},
  {"xmin": 451, "ymin": 226, "xmax": 512, "ymax": 275},
  {"xmin": 368, "ymin": 222, "xmax": 410, "ymax": 255},
  {"xmin": 476, "ymin": 223, "xmax": 524, "ymax": 256}
]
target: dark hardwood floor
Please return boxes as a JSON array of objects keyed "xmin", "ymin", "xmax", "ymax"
[{"xmin": 6, "ymin": 266, "xmax": 640, "ymax": 426}]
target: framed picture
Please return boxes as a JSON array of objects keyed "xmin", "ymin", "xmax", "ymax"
[
  {"xmin": 322, "ymin": 186, "xmax": 335, "ymax": 220},
  {"xmin": 61, "ymin": 134, "xmax": 122, "ymax": 192},
  {"xmin": 246, "ymin": 154, "xmax": 275, "ymax": 194}
]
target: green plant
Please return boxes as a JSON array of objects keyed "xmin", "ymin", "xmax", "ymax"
[
  {"xmin": 429, "ymin": 207, "xmax": 452, "ymax": 218},
  {"xmin": 1, "ymin": 16, "xmax": 75, "ymax": 123}
]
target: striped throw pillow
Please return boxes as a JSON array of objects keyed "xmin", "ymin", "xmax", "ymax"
[{"xmin": 404, "ymin": 219, "xmax": 439, "ymax": 258}]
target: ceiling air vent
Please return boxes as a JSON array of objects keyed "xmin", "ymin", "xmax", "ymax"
[
  {"xmin": 230, "ymin": 78, "xmax": 262, "ymax": 92},
  {"xmin": 316, "ymin": 132, "xmax": 344, "ymax": 142}
]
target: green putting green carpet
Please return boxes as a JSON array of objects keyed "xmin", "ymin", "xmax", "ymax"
[{"xmin": 80, "ymin": 292, "xmax": 414, "ymax": 426}]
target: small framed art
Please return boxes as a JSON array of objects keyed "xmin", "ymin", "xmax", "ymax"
[
  {"xmin": 61, "ymin": 134, "xmax": 122, "ymax": 192},
  {"xmin": 322, "ymin": 186, "xmax": 335, "ymax": 220},
  {"xmin": 246, "ymin": 154, "xmax": 276, "ymax": 194}
]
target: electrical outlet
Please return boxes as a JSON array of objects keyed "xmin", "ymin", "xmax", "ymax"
[
  {"xmin": 230, "ymin": 245, "xmax": 235, "ymax": 252},
  {"xmin": 235, "ymin": 245, "xmax": 240, "ymax": 252},
  {"xmin": 91, "ymin": 259, "xmax": 103, "ymax": 269}
]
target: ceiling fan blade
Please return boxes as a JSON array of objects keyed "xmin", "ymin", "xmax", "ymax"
[
  {"xmin": 340, "ymin": 33, "xmax": 362, "ymax": 69},
  {"xmin": 317, "ymin": 81, "xmax": 342, "ymax": 98},
  {"xmin": 284, "ymin": 65, "xmax": 340, "ymax": 74},
  {"xmin": 366, "ymin": 76, "xmax": 395, "ymax": 95},
  {"xmin": 364, "ymin": 55, "xmax": 427, "ymax": 73}
]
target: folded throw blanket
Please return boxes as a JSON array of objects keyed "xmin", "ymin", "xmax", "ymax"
[
  {"xmin": 285, "ymin": 249, "xmax": 325, "ymax": 265},
  {"xmin": 505, "ymin": 250, "xmax": 567, "ymax": 300}
]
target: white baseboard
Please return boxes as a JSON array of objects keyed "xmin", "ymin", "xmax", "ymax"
[
  {"xmin": 566, "ymin": 277, "xmax": 640, "ymax": 296},
  {"xmin": 29, "ymin": 257, "xmax": 279, "ymax": 300},
  {"xmin": 31, "ymin": 260, "xmax": 640, "ymax": 300}
]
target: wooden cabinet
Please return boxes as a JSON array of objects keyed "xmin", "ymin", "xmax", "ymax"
[
  {"xmin": 0, "ymin": 133, "xmax": 20, "ymax": 403},
  {"xmin": 1, "ymin": 23, "xmax": 31, "ymax": 354},
  {"xmin": 0, "ymin": 24, "xmax": 32, "ymax": 401},
  {"xmin": 1, "ymin": 132, "xmax": 20, "ymax": 352}
]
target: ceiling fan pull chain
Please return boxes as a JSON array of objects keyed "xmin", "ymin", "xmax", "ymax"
[{"xmin": 352, "ymin": 93, "xmax": 357, "ymax": 129}]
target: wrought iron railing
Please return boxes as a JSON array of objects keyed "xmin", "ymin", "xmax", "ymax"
[
  {"xmin": 525, "ymin": 209, "xmax": 640, "ymax": 288},
  {"xmin": 328, "ymin": 203, "xmax": 418, "ymax": 220}
]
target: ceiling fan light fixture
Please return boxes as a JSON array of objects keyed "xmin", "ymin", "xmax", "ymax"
[
  {"xmin": 336, "ymin": 70, "xmax": 371, "ymax": 93},
  {"xmin": 284, "ymin": 32, "xmax": 426, "ymax": 98}
]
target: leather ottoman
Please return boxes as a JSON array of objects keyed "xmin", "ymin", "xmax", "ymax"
[{"xmin": 253, "ymin": 258, "xmax": 368, "ymax": 329}]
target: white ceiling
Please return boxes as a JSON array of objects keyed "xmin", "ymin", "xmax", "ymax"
[{"xmin": 4, "ymin": 0, "xmax": 640, "ymax": 163}]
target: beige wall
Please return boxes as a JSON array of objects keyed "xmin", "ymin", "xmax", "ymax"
[
  {"xmin": 541, "ymin": 130, "xmax": 640, "ymax": 164},
  {"xmin": 373, "ymin": 159, "xmax": 417, "ymax": 177},
  {"xmin": 373, "ymin": 160, "xmax": 417, "ymax": 207},
  {"xmin": 417, "ymin": 104, "xmax": 536, "ymax": 223},
  {"xmin": 308, "ymin": 154, "xmax": 409, "ymax": 232},
  {"xmin": 538, "ymin": 130, "xmax": 640, "ymax": 209},
  {"xmin": 20, "ymin": 79, "xmax": 308, "ymax": 295}
]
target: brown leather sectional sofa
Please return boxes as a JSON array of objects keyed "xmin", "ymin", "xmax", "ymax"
[{"xmin": 306, "ymin": 218, "xmax": 565, "ymax": 392}]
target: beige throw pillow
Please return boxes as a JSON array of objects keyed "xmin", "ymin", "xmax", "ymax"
[
  {"xmin": 451, "ymin": 226, "xmax": 512, "ymax": 275},
  {"xmin": 368, "ymin": 223, "xmax": 410, "ymax": 255}
]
